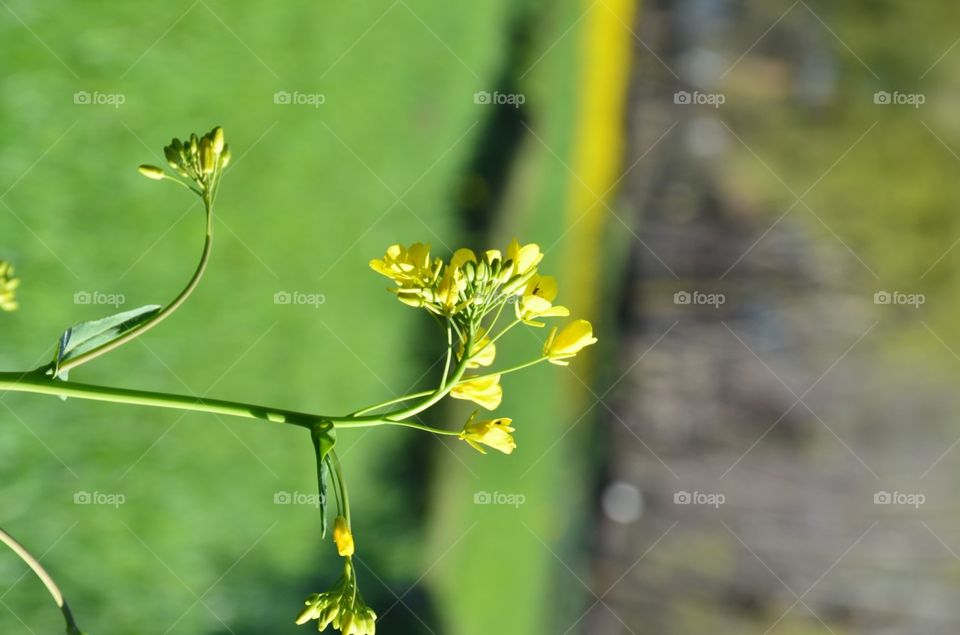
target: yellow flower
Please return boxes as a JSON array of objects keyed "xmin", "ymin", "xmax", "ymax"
[
  {"xmin": 516, "ymin": 275, "xmax": 569, "ymax": 326},
  {"xmin": 0, "ymin": 261, "xmax": 19, "ymax": 312},
  {"xmin": 433, "ymin": 265, "xmax": 466, "ymax": 315},
  {"xmin": 369, "ymin": 242, "xmax": 435, "ymax": 287},
  {"xmin": 449, "ymin": 248, "xmax": 476, "ymax": 270},
  {"xmin": 450, "ymin": 374, "xmax": 502, "ymax": 410},
  {"xmin": 333, "ymin": 516, "xmax": 355, "ymax": 557},
  {"xmin": 459, "ymin": 416, "xmax": 516, "ymax": 454},
  {"xmin": 458, "ymin": 328, "xmax": 496, "ymax": 368},
  {"xmin": 543, "ymin": 320, "xmax": 598, "ymax": 365},
  {"xmin": 505, "ymin": 239, "xmax": 542, "ymax": 277}
]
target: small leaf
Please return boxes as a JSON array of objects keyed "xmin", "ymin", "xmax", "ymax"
[
  {"xmin": 311, "ymin": 421, "xmax": 336, "ymax": 539},
  {"xmin": 51, "ymin": 305, "xmax": 162, "ymax": 379}
]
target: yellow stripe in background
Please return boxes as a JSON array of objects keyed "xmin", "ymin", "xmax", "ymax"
[{"xmin": 565, "ymin": 0, "xmax": 637, "ymax": 322}]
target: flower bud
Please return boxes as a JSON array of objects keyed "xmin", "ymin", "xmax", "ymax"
[
  {"xmin": 497, "ymin": 260, "xmax": 514, "ymax": 284},
  {"xmin": 462, "ymin": 260, "xmax": 476, "ymax": 283},
  {"xmin": 211, "ymin": 126, "xmax": 225, "ymax": 154},
  {"xmin": 138, "ymin": 164, "xmax": 165, "ymax": 180},
  {"xmin": 319, "ymin": 602, "xmax": 340, "ymax": 629},
  {"xmin": 164, "ymin": 145, "xmax": 181, "ymax": 168},
  {"xmin": 220, "ymin": 146, "xmax": 231, "ymax": 168},
  {"xmin": 200, "ymin": 139, "xmax": 215, "ymax": 174},
  {"xmin": 476, "ymin": 259, "xmax": 488, "ymax": 282},
  {"xmin": 333, "ymin": 516, "xmax": 355, "ymax": 556}
]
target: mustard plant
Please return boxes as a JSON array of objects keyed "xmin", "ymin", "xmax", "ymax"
[{"xmin": 0, "ymin": 127, "xmax": 597, "ymax": 634}]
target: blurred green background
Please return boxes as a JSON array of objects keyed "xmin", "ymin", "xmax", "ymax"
[{"xmin": 0, "ymin": 1, "xmax": 606, "ymax": 633}]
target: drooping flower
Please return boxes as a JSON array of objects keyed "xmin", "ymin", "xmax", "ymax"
[
  {"xmin": 450, "ymin": 374, "xmax": 502, "ymax": 410},
  {"xmin": 459, "ymin": 415, "xmax": 516, "ymax": 454},
  {"xmin": 0, "ymin": 261, "xmax": 19, "ymax": 312},
  {"xmin": 516, "ymin": 274, "xmax": 569, "ymax": 326},
  {"xmin": 543, "ymin": 319, "xmax": 598, "ymax": 365},
  {"xmin": 333, "ymin": 516, "xmax": 355, "ymax": 557}
]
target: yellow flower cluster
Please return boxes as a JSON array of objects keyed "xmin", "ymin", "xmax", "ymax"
[
  {"xmin": 370, "ymin": 240, "xmax": 550, "ymax": 327},
  {"xmin": 371, "ymin": 240, "xmax": 599, "ymax": 456},
  {"xmin": 0, "ymin": 261, "xmax": 19, "ymax": 312}
]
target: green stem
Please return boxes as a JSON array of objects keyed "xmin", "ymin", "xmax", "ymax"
[
  {"xmin": 328, "ymin": 449, "xmax": 351, "ymax": 526},
  {"xmin": 0, "ymin": 371, "xmax": 321, "ymax": 428},
  {"xmin": 488, "ymin": 318, "xmax": 521, "ymax": 347},
  {"xmin": 349, "ymin": 392, "xmax": 431, "ymax": 416},
  {"xmin": 162, "ymin": 173, "xmax": 202, "ymax": 195},
  {"xmin": 328, "ymin": 416, "xmax": 460, "ymax": 436},
  {"xmin": 0, "ymin": 371, "xmax": 460, "ymax": 435},
  {"xmin": 53, "ymin": 197, "xmax": 215, "ymax": 376},
  {"xmin": 0, "ymin": 527, "xmax": 83, "ymax": 635},
  {"xmin": 388, "ymin": 331, "xmax": 475, "ymax": 420},
  {"xmin": 348, "ymin": 355, "xmax": 547, "ymax": 417},
  {"xmin": 440, "ymin": 319, "xmax": 453, "ymax": 387},
  {"xmin": 465, "ymin": 357, "xmax": 548, "ymax": 383}
]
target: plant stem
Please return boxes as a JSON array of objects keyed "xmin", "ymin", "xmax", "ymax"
[
  {"xmin": 488, "ymin": 318, "xmax": 521, "ymax": 347},
  {"xmin": 349, "ymin": 355, "xmax": 547, "ymax": 417},
  {"xmin": 388, "ymin": 331, "xmax": 475, "ymax": 420},
  {"xmin": 54, "ymin": 199, "xmax": 215, "ymax": 376},
  {"xmin": 349, "ymin": 391, "xmax": 433, "ymax": 416},
  {"xmin": 328, "ymin": 416, "xmax": 460, "ymax": 436},
  {"xmin": 0, "ymin": 371, "xmax": 459, "ymax": 435},
  {"xmin": 0, "ymin": 527, "xmax": 83, "ymax": 634},
  {"xmin": 440, "ymin": 319, "xmax": 453, "ymax": 387},
  {"xmin": 328, "ymin": 450, "xmax": 351, "ymax": 526},
  {"xmin": 0, "ymin": 370, "xmax": 321, "ymax": 428},
  {"xmin": 464, "ymin": 357, "xmax": 548, "ymax": 383}
]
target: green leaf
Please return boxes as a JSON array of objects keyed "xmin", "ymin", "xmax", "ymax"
[
  {"xmin": 51, "ymin": 305, "xmax": 162, "ymax": 379},
  {"xmin": 311, "ymin": 421, "xmax": 336, "ymax": 539}
]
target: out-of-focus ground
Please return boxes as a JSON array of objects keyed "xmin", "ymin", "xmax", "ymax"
[{"xmin": 586, "ymin": 1, "xmax": 960, "ymax": 633}]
